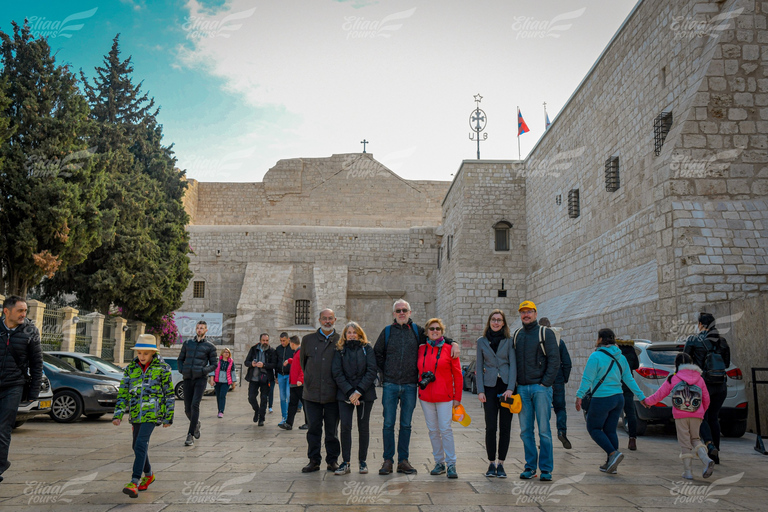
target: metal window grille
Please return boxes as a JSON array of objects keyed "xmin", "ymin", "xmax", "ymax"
[
  {"xmin": 556, "ymin": 194, "xmax": 562, "ymax": 206},
  {"xmin": 193, "ymin": 281, "xmax": 205, "ymax": 298},
  {"xmin": 295, "ymin": 300, "xmax": 311, "ymax": 325},
  {"xmin": 568, "ymin": 188, "xmax": 580, "ymax": 218},
  {"xmin": 437, "ymin": 246, "xmax": 442, "ymax": 270},
  {"xmin": 495, "ymin": 228, "xmax": 509, "ymax": 251},
  {"xmin": 447, "ymin": 235, "xmax": 452, "ymax": 261},
  {"xmin": 605, "ymin": 156, "xmax": 620, "ymax": 192},
  {"xmin": 654, "ymin": 111, "xmax": 673, "ymax": 156}
]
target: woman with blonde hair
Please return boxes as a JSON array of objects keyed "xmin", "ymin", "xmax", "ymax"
[
  {"xmin": 331, "ymin": 321, "xmax": 378, "ymax": 475},
  {"xmin": 212, "ymin": 348, "xmax": 236, "ymax": 418}
]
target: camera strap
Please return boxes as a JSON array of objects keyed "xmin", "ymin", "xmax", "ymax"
[{"xmin": 422, "ymin": 342, "xmax": 443, "ymax": 374}]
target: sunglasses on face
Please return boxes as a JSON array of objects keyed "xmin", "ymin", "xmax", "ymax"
[
  {"xmin": 428, "ymin": 326, "xmax": 442, "ymax": 331},
  {"xmin": 395, "ymin": 309, "xmax": 409, "ymax": 314}
]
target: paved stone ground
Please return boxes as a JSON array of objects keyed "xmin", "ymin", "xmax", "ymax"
[{"xmin": 2, "ymin": 388, "xmax": 766, "ymax": 511}]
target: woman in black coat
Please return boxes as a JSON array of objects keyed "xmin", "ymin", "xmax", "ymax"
[{"xmin": 331, "ymin": 321, "xmax": 378, "ymax": 475}]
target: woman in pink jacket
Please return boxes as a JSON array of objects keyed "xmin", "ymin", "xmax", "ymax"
[{"xmin": 642, "ymin": 353, "xmax": 713, "ymax": 479}]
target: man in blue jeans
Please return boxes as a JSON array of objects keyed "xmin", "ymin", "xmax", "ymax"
[
  {"xmin": 275, "ymin": 332, "xmax": 294, "ymax": 426},
  {"xmin": 512, "ymin": 301, "xmax": 560, "ymax": 481},
  {"xmin": 373, "ymin": 299, "xmax": 460, "ymax": 475}
]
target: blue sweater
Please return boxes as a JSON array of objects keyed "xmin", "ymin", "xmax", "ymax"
[{"xmin": 576, "ymin": 344, "xmax": 645, "ymax": 400}]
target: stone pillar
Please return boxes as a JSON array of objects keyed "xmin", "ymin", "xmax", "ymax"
[
  {"xmin": 0, "ymin": 294, "xmax": 4, "ymax": 305},
  {"xmin": 133, "ymin": 321, "xmax": 146, "ymax": 338},
  {"xmin": 88, "ymin": 312, "xmax": 105, "ymax": 357},
  {"xmin": 114, "ymin": 316, "xmax": 127, "ymax": 364},
  {"xmin": 60, "ymin": 306, "xmax": 79, "ymax": 352},
  {"xmin": 25, "ymin": 299, "xmax": 46, "ymax": 328}
]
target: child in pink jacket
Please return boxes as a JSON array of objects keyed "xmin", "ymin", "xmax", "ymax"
[{"xmin": 642, "ymin": 353, "xmax": 713, "ymax": 479}]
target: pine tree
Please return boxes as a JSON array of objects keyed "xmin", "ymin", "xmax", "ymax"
[
  {"xmin": 0, "ymin": 22, "xmax": 108, "ymax": 297},
  {"xmin": 45, "ymin": 35, "xmax": 191, "ymax": 324}
]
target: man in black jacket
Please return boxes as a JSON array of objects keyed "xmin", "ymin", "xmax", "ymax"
[
  {"xmin": 300, "ymin": 309, "xmax": 341, "ymax": 473},
  {"xmin": 539, "ymin": 317, "xmax": 572, "ymax": 450},
  {"xmin": 0, "ymin": 296, "xmax": 43, "ymax": 483},
  {"xmin": 513, "ymin": 301, "xmax": 560, "ymax": 482},
  {"xmin": 178, "ymin": 321, "xmax": 217, "ymax": 446},
  {"xmin": 617, "ymin": 339, "xmax": 640, "ymax": 451},
  {"xmin": 275, "ymin": 333, "xmax": 294, "ymax": 427},
  {"xmin": 244, "ymin": 333, "xmax": 277, "ymax": 426}
]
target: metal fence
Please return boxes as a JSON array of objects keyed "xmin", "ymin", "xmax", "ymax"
[
  {"xmin": 123, "ymin": 323, "xmax": 135, "ymax": 363},
  {"xmin": 101, "ymin": 319, "xmax": 116, "ymax": 361},
  {"xmin": 74, "ymin": 313, "xmax": 93, "ymax": 353},
  {"xmin": 40, "ymin": 308, "xmax": 64, "ymax": 351}
]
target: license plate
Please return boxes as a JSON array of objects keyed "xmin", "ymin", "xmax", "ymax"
[{"xmin": 38, "ymin": 400, "xmax": 51, "ymax": 408}]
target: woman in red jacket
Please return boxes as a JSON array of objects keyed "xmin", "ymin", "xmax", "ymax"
[
  {"xmin": 418, "ymin": 318, "xmax": 463, "ymax": 479},
  {"xmin": 282, "ymin": 336, "xmax": 308, "ymax": 430}
]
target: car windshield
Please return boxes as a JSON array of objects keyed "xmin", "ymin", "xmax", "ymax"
[
  {"xmin": 164, "ymin": 358, "xmax": 178, "ymax": 371},
  {"xmin": 646, "ymin": 347, "xmax": 682, "ymax": 366},
  {"xmin": 42, "ymin": 353, "xmax": 77, "ymax": 372},
  {"xmin": 83, "ymin": 356, "xmax": 123, "ymax": 373}
]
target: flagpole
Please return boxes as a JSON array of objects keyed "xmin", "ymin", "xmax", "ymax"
[{"xmin": 517, "ymin": 107, "xmax": 521, "ymax": 160}]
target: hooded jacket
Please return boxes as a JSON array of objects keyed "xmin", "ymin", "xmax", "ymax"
[
  {"xmin": 576, "ymin": 344, "xmax": 645, "ymax": 400},
  {"xmin": 113, "ymin": 355, "xmax": 175, "ymax": 424},
  {"xmin": 644, "ymin": 364, "xmax": 711, "ymax": 419}
]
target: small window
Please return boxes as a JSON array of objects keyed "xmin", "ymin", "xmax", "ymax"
[
  {"xmin": 437, "ymin": 245, "xmax": 442, "ymax": 270},
  {"xmin": 556, "ymin": 194, "xmax": 562, "ymax": 206},
  {"xmin": 193, "ymin": 281, "xmax": 205, "ymax": 298},
  {"xmin": 605, "ymin": 156, "xmax": 620, "ymax": 192},
  {"xmin": 654, "ymin": 111, "xmax": 673, "ymax": 155},
  {"xmin": 493, "ymin": 221, "xmax": 512, "ymax": 252},
  {"xmin": 295, "ymin": 300, "xmax": 310, "ymax": 325},
  {"xmin": 447, "ymin": 235, "xmax": 453, "ymax": 261},
  {"xmin": 568, "ymin": 189, "xmax": 580, "ymax": 218}
]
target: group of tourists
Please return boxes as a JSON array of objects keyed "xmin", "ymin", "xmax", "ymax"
[{"xmin": 0, "ymin": 294, "xmax": 733, "ymax": 499}]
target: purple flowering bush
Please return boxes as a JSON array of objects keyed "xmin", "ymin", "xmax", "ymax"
[{"xmin": 148, "ymin": 313, "xmax": 182, "ymax": 348}]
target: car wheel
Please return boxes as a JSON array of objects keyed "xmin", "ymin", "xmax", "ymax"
[
  {"xmin": 721, "ymin": 420, "xmax": 747, "ymax": 438},
  {"xmin": 471, "ymin": 378, "xmax": 477, "ymax": 395},
  {"xmin": 13, "ymin": 420, "xmax": 26, "ymax": 429},
  {"xmin": 50, "ymin": 390, "xmax": 83, "ymax": 423},
  {"xmin": 175, "ymin": 382, "xmax": 184, "ymax": 400},
  {"xmin": 85, "ymin": 413, "xmax": 105, "ymax": 420}
]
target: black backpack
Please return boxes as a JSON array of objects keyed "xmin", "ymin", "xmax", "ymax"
[{"xmin": 701, "ymin": 336, "xmax": 727, "ymax": 384}]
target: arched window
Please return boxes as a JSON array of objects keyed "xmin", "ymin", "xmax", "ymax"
[{"xmin": 494, "ymin": 221, "xmax": 512, "ymax": 252}]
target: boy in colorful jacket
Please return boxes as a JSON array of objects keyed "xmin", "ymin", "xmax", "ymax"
[{"xmin": 113, "ymin": 335, "xmax": 174, "ymax": 498}]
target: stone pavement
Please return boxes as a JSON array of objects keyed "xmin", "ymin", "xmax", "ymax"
[{"xmin": 1, "ymin": 388, "xmax": 766, "ymax": 511}]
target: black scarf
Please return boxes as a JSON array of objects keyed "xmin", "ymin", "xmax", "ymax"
[{"xmin": 486, "ymin": 329, "xmax": 505, "ymax": 353}]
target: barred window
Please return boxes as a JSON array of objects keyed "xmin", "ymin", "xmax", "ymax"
[
  {"xmin": 605, "ymin": 156, "xmax": 620, "ymax": 192},
  {"xmin": 494, "ymin": 221, "xmax": 511, "ymax": 252},
  {"xmin": 568, "ymin": 189, "xmax": 580, "ymax": 218},
  {"xmin": 654, "ymin": 111, "xmax": 673, "ymax": 155},
  {"xmin": 193, "ymin": 281, "xmax": 205, "ymax": 298},
  {"xmin": 295, "ymin": 300, "xmax": 311, "ymax": 325}
]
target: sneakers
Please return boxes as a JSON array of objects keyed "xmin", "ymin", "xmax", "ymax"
[
  {"xmin": 193, "ymin": 421, "xmax": 201, "ymax": 439},
  {"xmin": 299, "ymin": 423, "xmax": 309, "ymax": 430},
  {"xmin": 519, "ymin": 469, "xmax": 536, "ymax": 479},
  {"xmin": 217, "ymin": 412, "xmax": 223, "ymax": 418},
  {"xmin": 397, "ymin": 460, "xmax": 417, "ymax": 474},
  {"xmin": 268, "ymin": 407, "xmax": 273, "ymax": 413},
  {"xmin": 628, "ymin": 437, "xmax": 637, "ymax": 451},
  {"xmin": 184, "ymin": 434, "xmax": 194, "ymax": 446},
  {"xmin": 430, "ymin": 462, "xmax": 446, "ymax": 475},
  {"xmin": 606, "ymin": 451, "xmax": 624, "ymax": 474},
  {"xmin": 138, "ymin": 474, "xmax": 155, "ymax": 491},
  {"xmin": 359, "ymin": 461, "xmax": 368, "ymax": 474},
  {"xmin": 485, "ymin": 463, "xmax": 497, "ymax": 477},
  {"xmin": 123, "ymin": 482, "xmax": 139, "ymax": 498},
  {"xmin": 558, "ymin": 431, "xmax": 572, "ymax": 450},
  {"xmin": 447, "ymin": 464, "xmax": 458, "ymax": 479},
  {"xmin": 379, "ymin": 459, "xmax": 394, "ymax": 475},
  {"xmin": 495, "ymin": 463, "xmax": 507, "ymax": 478},
  {"xmin": 335, "ymin": 462, "xmax": 351, "ymax": 475},
  {"xmin": 599, "ymin": 460, "xmax": 617, "ymax": 474},
  {"xmin": 540, "ymin": 471, "xmax": 552, "ymax": 482}
]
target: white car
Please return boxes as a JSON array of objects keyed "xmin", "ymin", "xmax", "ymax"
[
  {"xmin": 14, "ymin": 373, "xmax": 53, "ymax": 428},
  {"xmin": 47, "ymin": 352, "xmax": 124, "ymax": 378}
]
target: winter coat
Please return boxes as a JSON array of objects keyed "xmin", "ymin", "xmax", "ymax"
[
  {"xmin": 513, "ymin": 321, "xmax": 560, "ymax": 387},
  {"xmin": 244, "ymin": 345, "xmax": 277, "ymax": 383},
  {"xmin": 618, "ymin": 341, "xmax": 640, "ymax": 393},
  {"xmin": 177, "ymin": 337, "xmax": 218, "ymax": 379},
  {"xmin": 417, "ymin": 340, "xmax": 463, "ymax": 403},
  {"xmin": 475, "ymin": 334, "xmax": 516, "ymax": 394},
  {"xmin": 213, "ymin": 357, "xmax": 236, "ymax": 385},
  {"xmin": 644, "ymin": 364, "xmax": 711, "ymax": 419},
  {"xmin": 0, "ymin": 317, "xmax": 43, "ymax": 399},
  {"xmin": 113, "ymin": 355, "xmax": 175, "ymax": 424},
  {"xmin": 555, "ymin": 338, "xmax": 573, "ymax": 384},
  {"xmin": 576, "ymin": 344, "xmax": 645, "ymax": 400},
  {"xmin": 374, "ymin": 320, "xmax": 424, "ymax": 385},
  {"xmin": 301, "ymin": 329, "xmax": 340, "ymax": 404},
  {"xmin": 331, "ymin": 340, "xmax": 378, "ymax": 402},
  {"xmin": 275, "ymin": 344, "xmax": 295, "ymax": 376},
  {"xmin": 684, "ymin": 329, "xmax": 731, "ymax": 385},
  {"xmin": 289, "ymin": 348, "xmax": 304, "ymax": 385}
]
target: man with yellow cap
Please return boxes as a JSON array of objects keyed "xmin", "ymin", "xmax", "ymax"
[{"xmin": 512, "ymin": 301, "xmax": 560, "ymax": 482}]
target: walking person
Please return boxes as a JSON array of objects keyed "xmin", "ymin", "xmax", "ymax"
[
  {"xmin": 211, "ymin": 348, "xmax": 236, "ymax": 418},
  {"xmin": 282, "ymin": 336, "xmax": 309, "ymax": 430},
  {"xmin": 539, "ymin": 317, "xmax": 572, "ymax": 450},
  {"xmin": 112, "ymin": 335, "xmax": 174, "ymax": 497},
  {"xmin": 331, "ymin": 322, "xmax": 378, "ymax": 475},
  {"xmin": 684, "ymin": 312, "xmax": 730, "ymax": 464},
  {"xmin": 244, "ymin": 334, "xmax": 277, "ymax": 426},
  {"xmin": 275, "ymin": 333, "xmax": 294, "ymax": 427},
  {"xmin": 177, "ymin": 321, "xmax": 217, "ymax": 446},
  {"xmin": 617, "ymin": 338, "xmax": 640, "ymax": 450},
  {"xmin": 575, "ymin": 328, "xmax": 646, "ymax": 474},
  {"xmin": 419, "ymin": 318, "xmax": 463, "ymax": 479},
  {"xmin": 476, "ymin": 310, "xmax": 516, "ymax": 478},
  {"xmin": 642, "ymin": 353, "xmax": 714, "ymax": 479}
]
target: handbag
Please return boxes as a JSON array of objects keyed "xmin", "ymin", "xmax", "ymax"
[
  {"xmin": 258, "ymin": 368, "xmax": 269, "ymax": 384},
  {"xmin": 581, "ymin": 350, "xmax": 619, "ymax": 413}
]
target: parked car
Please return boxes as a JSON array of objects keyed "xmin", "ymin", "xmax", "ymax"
[
  {"xmin": 162, "ymin": 356, "xmax": 215, "ymax": 400},
  {"xmin": 47, "ymin": 352, "xmax": 124, "ymax": 378},
  {"xmin": 462, "ymin": 360, "xmax": 477, "ymax": 394},
  {"xmin": 42, "ymin": 353, "xmax": 121, "ymax": 423},
  {"xmin": 14, "ymin": 373, "xmax": 53, "ymax": 428},
  {"xmin": 626, "ymin": 340, "xmax": 748, "ymax": 437}
]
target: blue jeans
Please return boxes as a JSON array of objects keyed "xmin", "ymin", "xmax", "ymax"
[
  {"xmin": 586, "ymin": 393, "xmax": 624, "ymax": 455},
  {"xmin": 552, "ymin": 381, "xmax": 567, "ymax": 434},
  {"xmin": 214, "ymin": 383, "xmax": 229, "ymax": 413},
  {"xmin": 0, "ymin": 386, "xmax": 23, "ymax": 477},
  {"xmin": 381, "ymin": 382, "xmax": 417, "ymax": 463},
  {"xmin": 277, "ymin": 374, "xmax": 290, "ymax": 421},
  {"xmin": 518, "ymin": 384, "xmax": 554, "ymax": 473},
  {"xmin": 131, "ymin": 422, "xmax": 156, "ymax": 481}
]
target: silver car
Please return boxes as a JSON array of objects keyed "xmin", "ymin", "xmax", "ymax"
[
  {"xmin": 628, "ymin": 339, "xmax": 748, "ymax": 437},
  {"xmin": 162, "ymin": 356, "xmax": 216, "ymax": 400},
  {"xmin": 47, "ymin": 352, "xmax": 125, "ymax": 378}
]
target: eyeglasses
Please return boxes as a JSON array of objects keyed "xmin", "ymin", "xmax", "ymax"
[
  {"xmin": 428, "ymin": 326, "xmax": 442, "ymax": 331},
  {"xmin": 490, "ymin": 318, "xmax": 504, "ymax": 323},
  {"xmin": 395, "ymin": 309, "xmax": 409, "ymax": 313},
  {"xmin": 519, "ymin": 309, "xmax": 535, "ymax": 314}
]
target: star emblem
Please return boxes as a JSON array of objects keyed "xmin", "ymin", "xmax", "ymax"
[{"xmin": 474, "ymin": 94, "xmax": 483, "ymax": 103}]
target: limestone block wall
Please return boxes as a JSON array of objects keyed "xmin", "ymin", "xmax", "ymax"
[{"xmin": 312, "ymin": 265, "xmax": 349, "ymax": 328}]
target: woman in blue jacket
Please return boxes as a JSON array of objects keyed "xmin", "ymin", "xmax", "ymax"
[{"xmin": 575, "ymin": 328, "xmax": 646, "ymax": 474}]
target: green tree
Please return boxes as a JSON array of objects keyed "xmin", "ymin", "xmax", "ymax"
[
  {"xmin": 0, "ymin": 22, "xmax": 107, "ymax": 297},
  {"xmin": 45, "ymin": 35, "xmax": 192, "ymax": 324}
]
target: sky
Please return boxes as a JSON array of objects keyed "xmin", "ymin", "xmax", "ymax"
[{"xmin": 1, "ymin": 0, "xmax": 639, "ymax": 183}]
